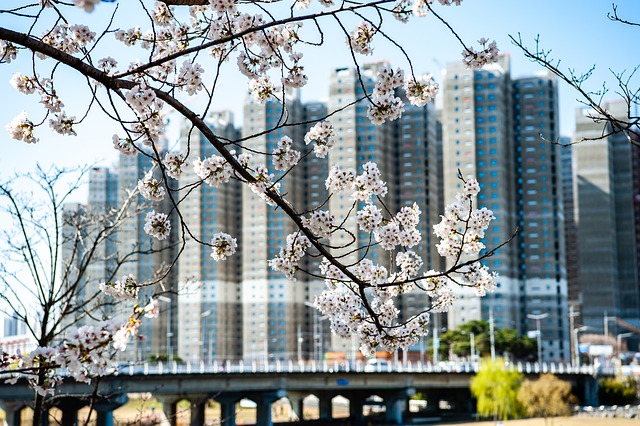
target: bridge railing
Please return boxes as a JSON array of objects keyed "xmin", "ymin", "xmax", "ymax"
[{"xmin": 114, "ymin": 359, "xmax": 609, "ymax": 376}]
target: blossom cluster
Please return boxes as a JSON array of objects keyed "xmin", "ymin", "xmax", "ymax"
[
  {"xmin": 325, "ymin": 162, "xmax": 388, "ymax": 202},
  {"xmin": 0, "ymin": 40, "xmax": 18, "ymax": 63},
  {"xmin": 348, "ymin": 22, "xmax": 377, "ymax": 55},
  {"xmin": 248, "ymin": 164, "xmax": 280, "ymax": 207},
  {"xmin": 100, "ymin": 274, "xmax": 139, "ymax": 301},
  {"xmin": 40, "ymin": 24, "xmax": 95, "ymax": 56},
  {"xmin": 113, "ymin": 134, "xmax": 137, "ymax": 156},
  {"xmin": 210, "ymin": 232, "xmax": 238, "ymax": 261},
  {"xmin": 404, "ymin": 73, "xmax": 439, "ymax": 107},
  {"xmin": 410, "ymin": 0, "xmax": 463, "ymax": 17},
  {"xmin": 163, "ymin": 151, "xmax": 188, "ymax": 180},
  {"xmin": 368, "ymin": 67, "xmax": 405, "ymax": 125},
  {"xmin": 143, "ymin": 210, "xmax": 171, "ymax": 240},
  {"xmin": 272, "ymin": 136, "xmax": 301, "ymax": 170},
  {"xmin": 193, "ymin": 155, "xmax": 233, "ymax": 187},
  {"xmin": 268, "ymin": 232, "xmax": 311, "ymax": 279},
  {"xmin": 310, "ymin": 176, "xmax": 497, "ymax": 354},
  {"xmin": 304, "ymin": 120, "xmax": 336, "ymax": 158},
  {"xmin": 6, "ymin": 73, "xmax": 75, "ymax": 141},
  {"xmin": 462, "ymin": 38, "xmax": 500, "ymax": 69},
  {"xmin": 305, "ymin": 210, "xmax": 335, "ymax": 239},
  {"xmin": 432, "ymin": 177, "xmax": 495, "ymax": 259},
  {"xmin": 123, "ymin": 83, "xmax": 165, "ymax": 147},
  {"xmin": 5, "ymin": 111, "xmax": 37, "ymax": 143},
  {"xmin": 175, "ymin": 62, "xmax": 204, "ymax": 96},
  {"xmin": 138, "ymin": 169, "xmax": 165, "ymax": 201},
  {"xmin": 0, "ymin": 295, "xmax": 162, "ymax": 396}
]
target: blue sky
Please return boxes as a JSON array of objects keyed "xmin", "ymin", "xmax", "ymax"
[{"xmin": 1, "ymin": 0, "xmax": 639, "ymax": 196}]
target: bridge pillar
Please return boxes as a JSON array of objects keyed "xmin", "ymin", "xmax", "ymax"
[
  {"xmin": 94, "ymin": 394, "xmax": 128, "ymax": 426},
  {"xmin": 1, "ymin": 400, "xmax": 24, "ymax": 426},
  {"xmin": 422, "ymin": 390, "xmax": 441, "ymax": 414},
  {"xmin": 349, "ymin": 396, "xmax": 365, "ymax": 426},
  {"xmin": 156, "ymin": 396, "xmax": 180, "ymax": 426},
  {"xmin": 384, "ymin": 398, "xmax": 404, "ymax": 424},
  {"xmin": 318, "ymin": 394, "xmax": 332, "ymax": 421},
  {"xmin": 56, "ymin": 398, "xmax": 86, "ymax": 426},
  {"xmin": 216, "ymin": 395, "xmax": 238, "ymax": 426},
  {"xmin": 189, "ymin": 394, "xmax": 209, "ymax": 426},
  {"xmin": 254, "ymin": 390, "xmax": 286, "ymax": 426},
  {"xmin": 584, "ymin": 376, "xmax": 599, "ymax": 407},
  {"xmin": 285, "ymin": 392, "xmax": 305, "ymax": 421},
  {"xmin": 383, "ymin": 388, "xmax": 414, "ymax": 425}
]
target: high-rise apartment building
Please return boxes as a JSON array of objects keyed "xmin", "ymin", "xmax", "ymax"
[
  {"xmin": 560, "ymin": 141, "xmax": 580, "ymax": 312},
  {"xmin": 573, "ymin": 100, "xmax": 640, "ymax": 335},
  {"xmin": 176, "ymin": 111, "xmax": 243, "ymax": 363},
  {"xmin": 61, "ymin": 168, "xmax": 120, "ymax": 329},
  {"xmin": 513, "ymin": 73, "xmax": 568, "ymax": 361},
  {"xmin": 63, "ymin": 143, "xmax": 178, "ymax": 362},
  {"xmin": 442, "ymin": 58, "xmax": 569, "ymax": 361},
  {"xmin": 241, "ymin": 91, "xmax": 309, "ymax": 361},
  {"xmin": 442, "ymin": 56, "xmax": 519, "ymax": 330},
  {"xmin": 327, "ymin": 63, "xmax": 441, "ymax": 355},
  {"xmin": 117, "ymin": 141, "xmax": 178, "ymax": 361}
]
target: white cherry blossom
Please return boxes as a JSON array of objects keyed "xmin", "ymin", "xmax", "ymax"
[
  {"xmin": 210, "ymin": 232, "xmax": 238, "ymax": 261},
  {"xmin": 138, "ymin": 169, "xmax": 165, "ymax": 201},
  {"xmin": 143, "ymin": 211, "xmax": 171, "ymax": 240},
  {"xmin": 100, "ymin": 275, "xmax": 139, "ymax": 301},
  {"xmin": 347, "ymin": 22, "xmax": 376, "ymax": 55},
  {"xmin": 462, "ymin": 38, "xmax": 499, "ymax": 69},
  {"xmin": 6, "ymin": 111, "xmax": 38, "ymax": 143}
]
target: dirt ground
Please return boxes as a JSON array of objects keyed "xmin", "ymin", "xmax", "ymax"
[{"xmin": 446, "ymin": 417, "xmax": 639, "ymax": 426}]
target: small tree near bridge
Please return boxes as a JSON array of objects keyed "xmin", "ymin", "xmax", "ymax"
[{"xmin": 470, "ymin": 357, "xmax": 523, "ymax": 421}]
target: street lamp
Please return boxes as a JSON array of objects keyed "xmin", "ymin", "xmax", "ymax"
[
  {"xmin": 489, "ymin": 308, "xmax": 496, "ymax": 361},
  {"xmin": 604, "ymin": 312, "xmax": 617, "ymax": 341},
  {"xmin": 304, "ymin": 301, "xmax": 324, "ymax": 363},
  {"xmin": 527, "ymin": 312, "xmax": 548, "ymax": 364},
  {"xmin": 460, "ymin": 330, "xmax": 476, "ymax": 363},
  {"xmin": 616, "ymin": 332, "xmax": 633, "ymax": 354},
  {"xmin": 569, "ymin": 306, "xmax": 580, "ymax": 367},
  {"xmin": 572, "ymin": 326, "xmax": 588, "ymax": 367},
  {"xmin": 157, "ymin": 296, "xmax": 173, "ymax": 363},
  {"xmin": 201, "ymin": 309, "xmax": 214, "ymax": 364}
]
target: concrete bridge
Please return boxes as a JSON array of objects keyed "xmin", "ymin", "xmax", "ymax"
[{"xmin": 0, "ymin": 360, "xmax": 606, "ymax": 426}]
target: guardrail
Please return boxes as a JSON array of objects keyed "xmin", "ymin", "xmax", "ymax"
[{"xmin": 114, "ymin": 359, "xmax": 612, "ymax": 376}]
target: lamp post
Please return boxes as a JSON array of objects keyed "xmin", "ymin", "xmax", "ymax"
[
  {"xmin": 470, "ymin": 332, "xmax": 476, "ymax": 363},
  {"xmin": 304, "ymin": 301, "xmax": 327, "ymax": 363},
  {"xmin": 158, "ymin": 296, "xmax": 173, "ymax": 362},
  {"xmin": 489, "ymin": 308, "xmax": 496, "ymax": 361},
  {"xmin": 604, "ymin": 312, "xmax": 617, "ymax": 341},
  {"xmin": 433, "ymin": 312, "xmax": 440, "ymax": 364},
  {"xmin": 304, "ymin": 301, "xmax": 319, "ymax": 362},
  {"xmin": 616, "ymin": 332, "xmax": 633, "ymax": 354},
  {"xmin": 297, "ymin": 324, "xmax": 303, "ymax": 364},
  {"xmin": 460, "ymin": 330, "xmax": 476, "ymax": 362},
  {"xmin": 528, "ymin": 312, "xmax": 548, "ymax": 364},
  {"xmin": 201, "ymin": 309, "xmax": 213, "ymax": 364},
  {"xmin": 572, "ymin": 325, "xmax": 588, "ymax": 368},
  {"xmin": 569, "ymin": 305, "xmax": 580, "ymax": 367}
]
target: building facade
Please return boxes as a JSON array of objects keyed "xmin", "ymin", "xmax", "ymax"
[
  {"xmin": 573, "ymin": 100, "xmax": 640, "ymax": 337},
  {"xmin": 442, "ymin": 57, "xmax": 569, "ymax": 361}
]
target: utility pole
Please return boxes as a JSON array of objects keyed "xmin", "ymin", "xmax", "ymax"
[
  {"xmin": 573, "ymin": 326, "xmax": 588, "ymax": 367},
  {"xmin": 569, "ymin": 305, "xmax": 579, "ymax": 367},
  {"xmin": 297, "ymin": 324, "xmax": 302, "ymax": 364},
  {"xmin": 604, "ymin": 312, "xmax": 617, "ymax": 342},
  {"xmin": 528, "ymin": 312, "xmax": 549, "ymax": 363},
  {"xmin": 433, "ymin": 312, "xmax": 439, "ymax": 364},
  {"xmin": 489, "ymin": 308, "xmax": 495, "ymax": 361},
  {"xmin": 470, "ymin": 332, "xmax": 476, "ymax": 363}
]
